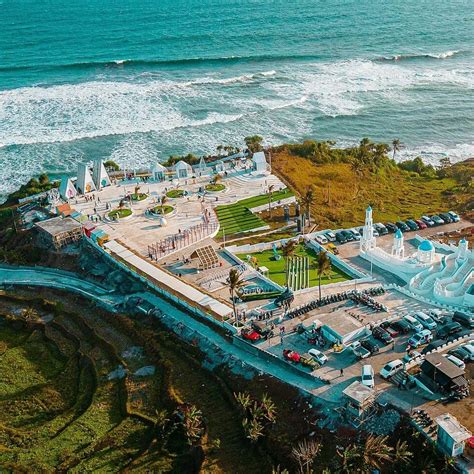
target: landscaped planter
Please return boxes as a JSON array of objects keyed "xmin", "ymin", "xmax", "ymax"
[
  {"xmin": 166, "ymin": 189, "xmax": 186, "ymax": 199},
  {"xmin": 205, "ymin": 183, "xmax": 226, "ymax": 193},
  {"xmin": 147, "ymin": 205, "xmax": 176, "ymax": 219},
  {"xmin": 107, "ymin": 208, "xmax": 133, "ymax": 221},
  {"xmin": 130, "ymin": 192, "xmax": 148, "ymax": 201}
]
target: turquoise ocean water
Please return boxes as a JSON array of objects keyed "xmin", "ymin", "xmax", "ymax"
[{"xmin": 1, "ymin": 0, "xmax": 473, "ymax": 198}]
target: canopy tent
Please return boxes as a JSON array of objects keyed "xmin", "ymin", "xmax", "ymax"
[
  {"xmin": 174, "ymin": 160, "xmax": 193, "ymax": 179},
  {"xmin": 152, "ymin": 163, "xmax": 167, "ymax": 181},
  {"xmin": 190, "ymin": 245, "xmax": 220, "ymax": 270}
]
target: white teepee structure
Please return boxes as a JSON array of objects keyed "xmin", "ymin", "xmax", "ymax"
[
  {"xmin": 59, "ymin": 176, "xmax": 77, "ymax": 200},
  {"xmin": 92, "ymin": 159, "xmax": 111, "ymax": 190},
  {"xmin": 76, "ymin": 163, "xmax": 96, "ymax": 194}
]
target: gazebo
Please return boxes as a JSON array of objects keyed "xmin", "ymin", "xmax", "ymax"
[
  {"xmin": 214, "ymin": 160, "xmax": 225, "ymax": 173},
  {"xmin": 152, "ymin": 163, "xmax": 167, "ymax": 182},
  {"xmin": 174, "ymin": 160, "xmax": 193, "ymax": 179}
]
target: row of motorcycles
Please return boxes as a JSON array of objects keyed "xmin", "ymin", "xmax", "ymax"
[
  {"xmin": 412, "ymin": 410, "xmax": 437, "ymax": 434},
  {"xmin": 349, "ymin": 289, "xmax": 387, "ymax": 312},
  {"xmin": 285, "ymin": 290, "xmax": 354, "ymax": 319}
]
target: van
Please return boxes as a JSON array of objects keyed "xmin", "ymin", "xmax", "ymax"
[
  {"xmin": 361, "ymin": 364, "xmax": 375, "ymax": 388},
  {"xmin": 413, "ymin": 311, "xmax": 437, "ymax": 330},
  {"xmin": 408, "ymin": 329, "xmax": 433, "ymax": 348},
  {"xmin": 380, "ymin": 359, "xmax": 404, "ymax": 379},
  {"xmin": 403, "ymin": 315, "xmax": 423, "ymax": 332}
]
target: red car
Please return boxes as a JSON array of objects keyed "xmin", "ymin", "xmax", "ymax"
[
  {"xmin": 241, "ymin": 329, "xmax": 261, "ymax": 342},
  {"xmin": 380, "ymin": 321, "xmax": 399, "ymax": 337},
  {"xmin": 415, "ymin": 219, "xmax": 427, "ymax": 230},
  {"xmin": 283, "ymin": 349, "xmax": 301, "ymax": 363}
]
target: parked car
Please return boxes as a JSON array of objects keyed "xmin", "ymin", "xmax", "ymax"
[
  {"xmin": 427, "ymin": 308, "xmax": 450, "ymax": 324},
  {"xmin": 390, "ymin": 319, "xmax": 411, "ymax": 334},
  {"xmin": 283, "ymin": 349, "xmax": 301, "ymax": 363},
  {"xmin": 374, "ymin": 223, "xmax": 388, "ymax": 235},
  {"xmin": 341, "ymin": 230, "xmax": 354, "ymax": 241},
  {"xmin": 241, "ymin": 329, "xmax": 261, "ymax": 342},
  {"xmin": 415, "ymin": 219, "xmax": 427, "ymax": 229},
  {"xmin": 372, "ymin": 326, "xmax": 393, "ymax": 345},
  {"xmin": 361, "ymin": 364, "xmax": 375, "ymax": 389},
  {"xmin": 443, "ymin": 354, "xmax": 466, "ymax": 370},
  {"xmin": 384, "ymin": 222, "xmax": 398, "ymax": 233},
  {"xmin": 437, "ymin": 322, "xmax": 462, "ymax": 340},
  {"xmin": 408, "ymin": 329, "xmax": 433, "ymax": 348},
  {"xmin": 380, "ymin": 359, "xmax": 404, "ymax": 379},
  {"xmin": 452, "ymin": 311, "xmax": 474, "ymax": 329},
  {"xmin": 348, "ymin": 228, "xmax": 361, "ymax": 240},
  {"xmin": 430, "ymin": 215, "xmax": 445, "ymax": 225},
  {"xmin": 314, "ymin": 234, "xmax": 328, "ymax": 245},
  {"xmin": 439, "ymin": 212, "xmax": 453, "ymax": 224},
  {"xmin": 403, "ymin": 350, "xmax": 421, "ymax": 364},
  {"xmin": 448, "ymin": 211, "xmax": 460, "ymax": 222},
  {"xmin": 413, "ymin": 311, "xmax": 437, "ymax": 330},
  {"xmin": 448, "ymin": 347, "xmax": 471, "ymax": 363},
  {"xmin": 460, "ymin": 342, "xmax": 474, "ymax": 361},
  {"xmin": 360, "ymin": 338, "xmax": 380, "ymax": 354},
  {"xmin": 396, "ymin": 221, "xmax": 410, "ymax": 232},
  {"xmin": 308, "ymin": 348, "xmax": 328, "ymax": 365},
  {"xmin": 421, "ymin": 340, "xmax": 445, "ymax": 354},
  {"xmin": 335, "ymin": 231, "xmax": 348, "ymax": 244},
  {"xmin": 324, "ymin": 231, "xmax": 337, "ymax": 242},
  {"xmin": 350, "ymin": 341, "xmax": 371, "ymax": 360},
  {"xmin": 252, "ymin": 321, "xmax": 274, "ymax": 339},
  {"xmin": 371, "ymin": 226, "xmax": 380, "ymax": 237},
  {"xmin": 405, "ymin": 219, "xmax": 419, "ymax": 231},
  {"xmin": 380, "ymin": 321, "xmax": 399, "ymax": 337},
  {"xmin": 421, "ymin": 215, "xmax": 435, "ymax": 227},
  {"xmin": 325, "ymin": 243, "xmax": 339, "ymax": 255},
  {"xmin": 404, "ymin": 315, "xmax": 423, "ymax": 332},
  {"xmin": 300, "ymin": 353, "xmax": 319, "ymax": 369}
]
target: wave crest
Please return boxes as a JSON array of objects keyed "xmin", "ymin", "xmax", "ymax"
[{"xmin": 379, "ymin": 50, "xmax": 461, "ymax": 62}]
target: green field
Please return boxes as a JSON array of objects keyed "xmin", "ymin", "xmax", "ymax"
[
  {"xmin": 216, "ymin": 189, "xmax": 293, "ymax": 237},
  {"xmin": 237, "ymin": 243, "xmax": 350, "ymax": 287}
]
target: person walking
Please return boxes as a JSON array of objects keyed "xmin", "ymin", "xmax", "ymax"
[{"xmin": 340, "ymin": 368, "xmax": 344, "ymax": 377}]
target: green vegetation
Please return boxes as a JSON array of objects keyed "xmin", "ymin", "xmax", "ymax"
[
  {"xmin": 216, "ymin": 189, "xmax": 293, "ymax": 237},
  {"xmin": 166, "ymin": 189, "xmax": 185, "ymax": 198},
  {"xmin": 162, "ymin": 153, "xmax": 200, "ymax": 168},
  {"xmin": 6, "ymin": 174, "xmax": 59, "ymax": 205},
  {"xmin": 151, "ymin": 205, "xmax": 174, "ymax": 215},
  {"xmin": 237, "ymin": 243, "xmax": 350, "ymax": 287},
  {"xmin": 131, "ymin": 192, "xmax": 148, "ymax": 201},
  {"xmin": 272, "ymin": 140, "xmax": 473, "ymax": 228},
  {"xmin": 104, "ymin": 160, "xmax": 120, "ymax": 171},
  {"xmin": 245, "ymin": 135, "xmax": 264, "ymax": 153},
  {"xmin": 205, "ymin": 183, "xmax": 226, "ymax": 192},
  {"xmin": 108, "ymin": 208, "xmax": 132, "ymax": 219}
]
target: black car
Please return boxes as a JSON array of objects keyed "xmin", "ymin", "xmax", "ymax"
[
  {"xmin": 437, "ymin": 322, "xmax": 462, "ymax": 340},
  {"xmin": 439, "ymin": 212, "xmax": 453, "ymax": 224},
  {"xmin": 360, "ymin": 338, "xmax": 380, "ymax": 354},
  {"xmin": 335, "ymin": 231, "xmax": 348, "ymax": 244},
  {"xmin": 390, "ymin": 319, "xmax": 411, "ymax": 334},
  {"xmin": 405, "ymin": 219, "xmax": 419, "ymax": 231},
  {"xmin": 374, "ymin": 223, "xmax": 388, "ymax": 235},
  {"xmin": 341, "ymin": 230, "xmax": 354, "ymax": 241},
  {"xmin": 372, "ymin": 326, "xmax": 393, "ymax": 345},
  {"xmin": 452, "ymin": 311, "xmax": 474, "ymax": 329},
  {"xmin": 385, "ymin": 222, "xmax": 398, "ymax": 233},
  {"xmin": 448, "ymin": 347, "xmax": 471, "ymax": 362},
  {"xmin": 421, "ymin": 340, "xmax": 445, "ymax": 354},
  {"xmin": 396, "ymin": 221, "xmax": 410, "ymax": 232}
]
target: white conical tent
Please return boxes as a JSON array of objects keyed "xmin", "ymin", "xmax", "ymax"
[
  {"xmin": 59, "ymin": 176, "xmax": 77, "ymax": 200},
  {"xmin": 76, "ymin": 163, "xmax": 96, "ymax": 194},
  {"xmin": 92, "ymin": 159, "xmax": 111, "ymax": 189},
  {"xmin": 199, "ymin": 156, "xmax": 207, "ymax": 170}
]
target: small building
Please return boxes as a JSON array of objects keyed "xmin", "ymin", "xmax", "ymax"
[
  {"xmin": 76, "ymin": 163, "xmax": 96, "ymax": 194},
  {"xmin": 214, "ymin": 160, "xmax": 225, "ymax": 173},
  {"xmin": 417, "ymin": 239, "xmax": 435, "ymax": 264},
  {"xmin": 174, "ymin": 160, "xmax": 193, "ymax": 179},
  {"xmin": 152, "ymin": 163, "xmax": 167, "ymax": 182},
  {"xmin": 252, "ymin": 151, "xmax": 267, "ymax": 172},
  {"xmin": 320, "ymin": 312, "xmax": 370, "ymax": 345},
  {"xmin": 343, "ymin": 381, "xmax": 375, "ymax": 420},
  {"xmin": 35, "ymin": 217, "xmax": 83, "ymax": 249},
  {"xmin": 420, "ymin": 353, "xmax": 468, "ymax": 393},
  {"xmin": 59, "ymin": 176, "xmax": 77, "ymax": 200},
  {"xmin": 435, "ymin": 413, "xmax": 472, "ymax": 457}
]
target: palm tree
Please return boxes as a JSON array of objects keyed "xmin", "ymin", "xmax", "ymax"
[
  {"xmin": 182, "ymin": 405, "xmax": 204, "ymax": 444},
  {"xmin": 301, "ymin": 187, "xmax": 314, "ymax": 230},
  {"xmin": 212, "ymin": 174, "xmax": 222, "ymax": 185},
  {"xmin": 216, "ymin": 144, "xmax": 223, "ymax": 156},
  {"xmin": 315, "ymin": 251, "xmax": 331, "ymax": 302},
  {"xmin": 281, "ymin": 240, "xmax": 297, "ymax": 288},
  {"xmin": 22, "ymin": 307, "xmax": 39, "ymax": 322},
  {"xmin": 393, "ymin": 439, "xmax": 413, "ymax": 466},
  {"xmin": 160, "ymin": 195, "xmax": 167, "ymax": 214},
  {"xmin": 392, "ymin": 139, "xmax": 402, "ymax": 160},
  {"xmin": 361, "ymin": 435, "xmax": 393, "ymax": 471},
  {"xmin": 227, "ymin": 268, "xmax": 244, "ymax": 324},
  {"xmin": 242, "ymin": 416, "xmax": 264, "ymax": 443},
  {"xmin": 260, "ymin": 393, "xmax": 276, "ymax": 423},
  {"xmin": 267, "ymin": 184, "xmax": 275, "ymax": 217},
  {"xmin": 234, "ymin": 392, "xmax": 252, "ymax": 411},
  {"xmin": 292, "ymin": 438, "xmax": 321, "ymax": 474},
  {"xmin": 336, "ymin": 445, "xmax": 360, "ymax": 473}
]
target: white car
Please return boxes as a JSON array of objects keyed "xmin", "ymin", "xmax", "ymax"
[
  {"xmin": 314, "ymin": 234, "xmax": 328, "ymax": 245},
  {"xmin": 460, "ymin": 342, "xmax": 474, "ymax": 361},
  {"xmin": 403, "ymin": 315, "xmax": 423, "ymax": 332},
  {"xmin": 308, "ymin": 349, "xmax": 328, "ymax": 366},
  {"xmin": 372, "ymin": 226, "xmax": 380, "ymax": 237},
  {"xmin": 349, "ymin": 228, "xmax": 361, "ymax": 240},
  {"xmin": 413, "ymin": 311, "xmax": 437, "ymax": 330},
  {"xmin": 361, "ymin": 364, "xmax": 375, "ymax": 388},
  {"xmin": 324, "ymin": 231, "xmax": 336, "ymax": 242},
  {"xmin": 380, "ymin": 359, "xmax": 404, "ymax": 379},
  {"xmin": 443, "ymin": 354, "xmax": 466, "ymax": 370},
  {"xmin": 448, "ymin": 211, "xmax": 460, "ymax": 222}
]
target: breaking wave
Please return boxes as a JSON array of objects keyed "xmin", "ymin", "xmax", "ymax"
[{"xmin": 378, "ymin": 50, "xmax": 462, "ymax": 62}]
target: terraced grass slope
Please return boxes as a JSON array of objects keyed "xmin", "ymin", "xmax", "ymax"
[{"xmin": 216, "ymin": 189, "xmax": 293, "ymax": 237}]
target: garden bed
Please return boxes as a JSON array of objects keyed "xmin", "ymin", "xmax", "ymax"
[
  {"xmin": 108, "ymin": 208, "xmax": 132, "ymax": 219},
  {"xmin": 130, "ymin": 192, "xmax": 148, "ymax": 201},
  {"xmin": 166, "ymin": 189, "xmax": 186, "ymax": 198},
  {"xmin": 151, "ymin": 205, "xmax": 174, "ymax": 215},
  {"xmin": 205, "ymin": 183, "xmax": 226, "ymax": 192}
]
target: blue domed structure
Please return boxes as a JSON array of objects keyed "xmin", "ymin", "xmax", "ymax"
[
  {"xmin": 418, "ymin": 240, "xmax": 434, "ymax": 252},
  {"xmin": 395, "ymin": 229, "xmax": 403, "ymax": 239}
]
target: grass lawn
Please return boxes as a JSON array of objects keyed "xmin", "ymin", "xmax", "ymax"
[
  {"xmin": 131, "ymin": 192, "xmax": 148, "ymax": 201},
  {"xmin": 166, "ymin": 189, "xmax": 185, "ymax": 198},
  {"xmin": 205, "ymin": 183, "xmax": 226, "ymax": 192},
  {"xmin": 237, "ymin": 243, "xmax": 350, "ymax": 287},
  {"xmin": 151, "ymin": 205, "xmax": 174, "ymax": 215},
  {"xmin": 216, "ymin": 189, "xmax": 293, "ymax": 237},
  {"xmin": 108, "ymin": 208, "xmax": 132, "ymax": 219}
]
